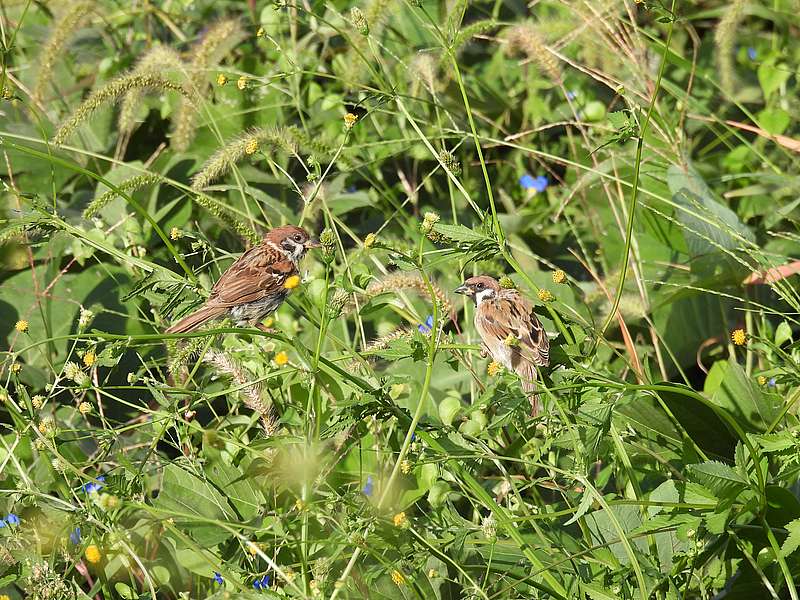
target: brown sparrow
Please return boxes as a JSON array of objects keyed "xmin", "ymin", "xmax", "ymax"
[
  {"xmin": 455, "ymin": 275, "xmax": 549, "ymax": 415},
  {"xmin": 166, "ymin": 225, "xmax": 320, "ymax": 333}
]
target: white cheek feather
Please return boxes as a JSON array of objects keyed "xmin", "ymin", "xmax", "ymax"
[{"xmin": 474, "ymin": 289, "xmax": 494, "ymax": 306}]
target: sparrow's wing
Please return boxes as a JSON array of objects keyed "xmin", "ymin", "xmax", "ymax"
[
  {"xmin": 207, "ymin": 244, "xmax": 296, "ymax": 308},
  {"xmin": 477, "ymin": 291, "xmax": 549, "ymax": 367}
]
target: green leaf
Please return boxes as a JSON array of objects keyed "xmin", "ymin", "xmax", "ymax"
[
  {"xmin": 154, "ymin": 464, "xmax": 237, "ymax": 545},
  {"xmin": 705, "ymin": 359, "xmax": 781, "ymax": 432},
  {"xmin": 757, "ymin": 107, "xmax": 791, "ymax": 135},
  {"xmin": 757, "ymin": 62, "xmax": 790, "ymax": 100},
  {"xmin": 687, "ymin": 461, "xmax": 747, "ymax": 498},
  {"xmin": 564, "ymin": 489, "xmax": 593, "ymax": 526},
  {"xmin": 781, "ymin": 518, "xmax": 800, "ymax": 557}
]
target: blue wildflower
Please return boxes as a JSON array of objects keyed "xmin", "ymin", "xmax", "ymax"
[
  {"xmin": 747, "ymin": 47, "xmax": 757, "ymax": 60},
  {"xmin": 213, "ymin": 572, "xmax": 223, "ymax": 584},
  {"xmin": 768, "ymin": 377, "xmax": 777, "ymax": 387},
  {"xmin": 566, "ymin": 90, "xmax": 577, "ymax": 101},
  {"xmin": 6, "ymin": 514, "xmax": 20, "ymax": 526},
  {"xmin": 83, "ymin": 475, "xmax": 105, "ymax": 493},
  {"xmin": 70, "ymin": 527, "xmax": 81, "ymax": 545},
  {"xmin": 0, "ymin": 520, "xmax": 6, "ymax": 528},
  {"xmin": 410, "ymin": 433, "xmax": 416, "ymax": 442},
  {"xmin": 520, "ymin": 174, "xmax": 549, "ymax": 193},
  {"xmin": 253, "ymin": 578, "xmax": 262, "ymax": 590},
  {"xmin": 261, "ymin": 575, "xmax": 270, "ymax": 588},
  {"xmin": 418, "ymin": 315, "xmax": 434, "ymax": 335},
  {"xmin": 362, "ymin": 475, "xmax": 374, "ymax": 497}
]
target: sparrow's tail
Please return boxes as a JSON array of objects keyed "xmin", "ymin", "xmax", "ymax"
[
  {"xmin": 519, "ymin": 363, "xmax": 541, "ymax": 417},
  {"xmin": 166, "ymin": 305, "xmax": 226, "ymax": 334}
]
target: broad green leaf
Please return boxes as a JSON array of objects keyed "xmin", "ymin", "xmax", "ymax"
[
  {"xmin": 758, "ymin": 62, "xmax": 790, "ymax": 100},
  {"xmin": 688, "ymin": 461, "xmax": 747, "ymax": 498},
  {"xmin": 781, "ymin": 518, "xmax": 800, "ymax": 557}
]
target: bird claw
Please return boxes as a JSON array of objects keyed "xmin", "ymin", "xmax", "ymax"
[
  {"xmin": 479, "ymin": 345, "xmax": 490, "ymax": 359},
  {"xmin": 255, "ymin": 323, "xmax": 275, "ymax": 333}
]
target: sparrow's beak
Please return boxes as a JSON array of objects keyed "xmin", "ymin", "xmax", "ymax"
[
  {"xmin": 305, "ymin": 238, "xmax": 322, "ymax": 249},
  {"xmin": 454, "ymin": 284, "xmax": 470, "ymax": 296}
]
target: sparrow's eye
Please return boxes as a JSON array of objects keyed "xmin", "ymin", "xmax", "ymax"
[
  {"xmin": 293, "ymin": 233, "xmax": 303, "ymax": 242},
  {"xmin": 476, "ymin": 282, "xmax": 484, "ymax": 290}
]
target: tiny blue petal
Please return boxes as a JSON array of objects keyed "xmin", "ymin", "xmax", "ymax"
[
  {"xmin": 768, "ymin": 377, "xmax": 777, "ymax": 387},
  {"xmin": 0, "ymin": 520, "xmax": 6, "ymax": 528},
  {"xmin": 253, "ymin": 579, "xmax": 262, "ymax": 590},
  {"xmin": 519, "ymin": 174, "xmax": 536, "ymax": 189},
  {"xmin": 213, "ymin": 572, "xmax": 223, "ymax": 584},
  {"xmin": 70, "ymin": 527, "xmax": 81, "ymax": 545},
  {"xmin": 532, "ymin": 175, "xmax": 549, "ymax": 193},
  {"xmin": 362, "ymin": 475, "xmax": 374, "ymax": 497},
  {"xmin": 747, "ymin": 47, "xmax": 757, "ymax": 60},
  {"xmin": 410, "ymin": 433, "xmax": 416, "ymax": 442},
  {"xmin": 6, "ymin": 514, "xmax": 19, "ymax": 526},
  {"xmin": 566, "ymin": 90, "xmax": 577, "ymax": 101},
  {"xmin": 261, "ymin": 575, "xmax": 271, "ymax": 587}
]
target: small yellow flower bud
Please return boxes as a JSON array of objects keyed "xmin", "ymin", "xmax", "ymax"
[
  {"xmin": 83, "ymin": 351, "xmax": 96, "ymax": 367},
  {"xmin": 256, "ymin": 27, "xmax": 265, "ymax": 37},
  {"xmin": 237, "ymin": 76, "xmax": 248, "ymax": 90},
  {"xmin": 274, "ymin": 351, "xmax": 289, "ymax": 366},
  {"xmin": 15, "ymin": 320, "xmax": 28, "ymax": 333},
  {"xmin": 400, "ymin": 459, "xmax": 411, "ymax": 474},
  {"xmin": 503, "ymin": 334, "xmax": 519, "ymax": 347},
  {"xmin": 487, "ymin": 361, "xmax": 502, "ymax": 376},
  {"xmin": 295, "ymin": 498, "xmax": 306, "ymax": 511},
  {"xmin": 498, "ymin": 275, "xmax": 515, "ymax": 289},
  {"xmin": 343, "ymin": 112, "xmax": 358, "ymax": 130},
  {"xmin": 284, "ymin": 275, "xmax": 301, "ymax": 290},
  {"xmin": 217, "ymin": 73, "xmax": 228, "ymax": 86},
  {"xmin": 31, "ymin": 395, "xmax": 44, "ymax": 409},
  {"xmin": 245, "ymin": 138, "xmax": 259, "ymax": 155},
  {"xmin": 731, "ymin": 329, "xmax": 746, "ymax": 346},
  {"xmin": 552, "ymin": 269, "xmax": 566, "ymax": 284},
  {"xmin": 393, "ymin": 512, "xmax": 407, "ymax": 527},
  {"xmin": 263, "ymin": 317, "xmax": 274, "ymax": 329},
  {"xmin": 85, "ymin": 544, "xmax": 102, "ymax": 564},
  {"xmin": 538, "ymin": 289, "xmax": 554, "ymax": 302},
  {"xmin": 170, "ymin": 227, "xmax": 182, "ymax": 240},
  {"xmin": 79, "ymin": 401, "xmax": 92, "ymax": 415},
  {"xmin": 758, "ymin": 375, "xmax": 767, "ymax": 386},
  {"xmin": 421, "ymin": 212, "xmax": 440, "ymax": 233},
  {"xmin": 363, "ymin": 233, "xmax": 376, "ymax": 248},
  {"xmin": 391, "ymin": 570, "xmax": 405, "ymax": 585},
  {"xmin": 10, "ymin": 363, "xmax": 21, "ymax": 373}
]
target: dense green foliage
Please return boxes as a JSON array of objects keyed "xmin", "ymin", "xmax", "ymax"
[{"xmin": 2, "ymin": 0, "xmax": 800, "ymax": 598}]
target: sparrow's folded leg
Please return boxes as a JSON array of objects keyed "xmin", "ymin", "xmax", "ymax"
[
  {"xmin": 479, "ymin": 343, "xmax": 490, "ymax": 359},
  {"xmin": 255, "ymin": 322, "xmax": 276, "ymax": 333}
]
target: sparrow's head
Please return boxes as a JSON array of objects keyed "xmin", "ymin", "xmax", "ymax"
[
  {"xmin": 454, "ymin": 275, "xmax": 500, "ymax": 305},
  {"xmin": 267, "ymin": 225, "xmax": 321, "ymax": 262}
]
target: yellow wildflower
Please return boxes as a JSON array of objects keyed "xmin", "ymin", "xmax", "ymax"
[
  {"xmin": 284, "ymin": 275, "xmax": 301, "ymax": 289},
  {"xmin": 503, "ymin": 334, "xmax": 519, "ymax": 347},
  {"xmin": 256, "ymin": 27, "xmax": 265, "ymax": 37},
  {"xmin": 487, "ymin": 361, "xmax": 502, "ymax": 376},
  {"xmin": 237, "ymin": 76, "xmax": 248, "ymax": 90},
  {"xmin": 170, "ymin": 227, "xmax": 182, "ymax": 240},
  {"xmin": 393, "ymin": 512, "xmax": 407, "ymax": 527},
  {"xmin": 498, "ymin": 276, "xmax": 515, "ymax": 289},
  {"xmin": 15, "ymin": 320, "xmax": 28, "ymax": 333},
  {"xmin": 391, "ymin": 570, "xmax": 405, "ymax": 585},
  {"xmin": 363, "ymin": 232, "xmax": 376, "ymax": 248},
  {"xmin": 263, "ymin": 317, "xmax": 274, "ymax": 329},
  {"xmin": 552, "ymin": 269, "xmax": 566, "ymax": 284},
  {"xmin": 79, "ymin": 402, "xmax": 92, "ymax": 415},
  {"xmin": 295, "ymin": 498, "xmax": 305, "ymax": 511},
  {"xmin": 274, "ymin": 351, "xmax": 289, "ymax": 366},
  {"xmin": 538, "ymin": 289, "xmax": 554, "ymax": 302},
  {"xmin": 10, "ymin": 363, "xmax": 21, "ymax": 373},
  {"xmin": 83, "ymin": 351, "xmax": 96, "ymax": 367},
  {"xmin": 731, "ymin": 329, "xmax": 746, "ymax": 346},
  {"xmin": 247, "ymin": 541, "xmax": 261, "ymax": 556},
  {"xmin": 31, "ymin": 395, "xmax": 44, "ymax": 409},
  {"xmin": 758, "ymin": 375, "xmax": 767, "ymax": 386},
  {"xmin": 343, "ymin": 112, "xmax": 358, "ymax": 130},
  {"xmin": 400, "ymin": 459, "xmax": 411, "ymax": 474},
  {"xmin": 85, "ymin": 544, "xmax": 102, "ymax": 564},
  {"xmin": 244, "ymin": 138, "xmax": 259, "ymax": 155},
  {"xmin": 217, "ymin": 73, "xmax": 228, "ymax": 86}
]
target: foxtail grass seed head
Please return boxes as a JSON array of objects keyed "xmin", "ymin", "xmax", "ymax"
[
  {"xmin": 367, "ymin": 273, "xmax": 454, "ymax": 321},
  {"xmin": 84, "ymin": 174, "xmax": 163, "ymax": 220},
  {"xmin": 732, "ymin": 328, "xmax": 747, "ymax": 346},
  {"xmin": 15, "ymin": 320, "xmax": 28, "ymax": 333},
  {"xmin": 33, "ymin": 1, "xmax": 94, "ymax": 104},
  {"xmin": 244, "ymin": 138, "xmax": 259, "ymax": 155},
  {"xmin": 119, "ymin": 44, "xmax": 184, "ymax": 133},
  {"xmin": 503, "ymin": 23, "xmax": 561, "ymax": 84},
  {"xmin": 552, "ymin": 269, "xmax": 566, "ymax": 284},
  {"xmin": 498, "ymin": 275, "xmax": 515, "ymax": 289},
  {"xmin": 715, "ymin": 0, "xmax": 748, "ymax": 92},
  {"xmin": 438, "ymin": 150, "xmax": 461, "ymax": 176},
  {"xmin": 54, "ymin": 75, "xmax": 189, "ymax": 145},
  {"xmin": 538, "ymin": 289, "xmax": 554, "ymax": 302},
  {"xmin": 350, "ymin": 7, "xmax": 369, "ymax": 36}
]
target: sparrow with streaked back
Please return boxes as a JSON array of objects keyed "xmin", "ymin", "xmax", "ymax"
[
  {"xmin": 166, "ymin": 225, "xmax": 320, "ymax": 333},
  {"xmin": 455, "ymin": 275, "xmax": 550, "ymax": 416}
]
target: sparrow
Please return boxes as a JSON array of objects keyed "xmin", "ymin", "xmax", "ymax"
[
  {"xmin": 455, "ymin": 275, "xmax": 549, "ymax": 416},
  {"xmin": 166, "ymin": 225, "xmax": 320, "ymax": 334}
]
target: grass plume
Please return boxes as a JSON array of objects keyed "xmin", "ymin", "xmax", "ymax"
[
  {"xmin": 193, "ymin": 193, "xmax": 259, "ymax": 245},
  {"xmin": 119, "ymin": 45, "xmax": 185, "ymax": 134},
  {"xmin": 52, "ymin": 74, "xmax": 189, "ymax": 145},
  {"xmin": 367, "ymin": 273, "xmax": 455, "ymax": 322},
  {"xmin": 83, "ymin": 174, "xmax": 163, "ymax": 219},
  {"xmin": 502, "ymin": 23, "xmax": 562, "ymax": 85},
  {"xmin": 715, "ymin": 0, "xmax": 748, "ymax": 93},
  {"xmin": 33, "ymin": 1, "xmax": 94, "ymax": 105}
]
